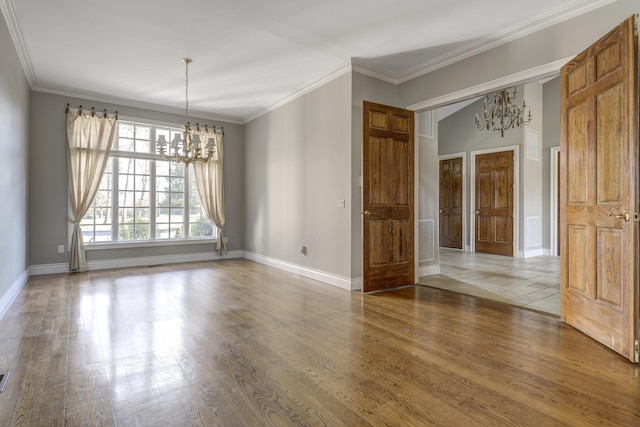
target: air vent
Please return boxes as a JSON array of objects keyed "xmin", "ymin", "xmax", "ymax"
[{"xmin": 0, "ymin": 372, "xmax": 8, "ymax": 392}]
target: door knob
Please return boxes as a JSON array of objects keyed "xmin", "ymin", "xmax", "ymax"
[
  {"xmin": 475, "ymin": 210, "xmax": 480, "ymax": 215},
  {"xmin": 609, "ymin": 212, "xmax": 630, "ymax": 222},
  {"xmin": 362, "ymin": 210, "xmax": 377, "ymax": 215},
  {"xmin": 438, "ymin": 209, "xmax": 445, "ymax": 213}
]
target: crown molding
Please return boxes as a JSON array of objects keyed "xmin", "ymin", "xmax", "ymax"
[
  {"xmin": 32, "ymin": 85, "xmax": 244, "ymax": 125},
  {"xmin": 350, "ymin": 0, "xmax": 617, "ymax": 85},
  {"xmin": 243, "ymin": 61, "xmax": 353, "ymax": 123},
  {"xmin": 406, "ymin": 56, "xmax": 573, "ymax": 112},
  {"xmin": 0, "ymin": 0, "xmax": 36, "ymax": 86},
  {"xmin": 350, "ymin": 59, "xmax": 400, "ymax": 84},
  {"xmin": 3, "ymin": 0, "xmax": 615, "ymax": 125},
  {"xmin": 398, "ymin": 0, "xmax": 616, "ymax": 83}
]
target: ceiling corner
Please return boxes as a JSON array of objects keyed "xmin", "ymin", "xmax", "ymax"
[{"xmin": 0, "ymin": 0, "xmax": 37, "ymax": 87}]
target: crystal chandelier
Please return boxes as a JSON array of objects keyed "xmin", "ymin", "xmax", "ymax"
[
  {"xmin": 474, "ymin": 87, "xmax": 532, "ymax": 137},
  {"xmin": 157, "ymin": 58, "xmax": 222, "ymax": 166}
]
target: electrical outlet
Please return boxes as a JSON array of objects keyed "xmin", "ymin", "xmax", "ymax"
[
  {"xmin": 57, "ymin": 245, "xmax": 65, "ymax": 254},
  {"xmin": 338, "ymin": 199, "xmax": 345, "ymax": 208}
]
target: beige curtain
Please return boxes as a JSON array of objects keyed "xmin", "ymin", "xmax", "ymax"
[
  {"xmin": 193, "ymin": 130, "xmax": 227, "ymax": 255},
  {"xmin": 67, "ymin": 108, "xmax": 117, "ymax": 271}
]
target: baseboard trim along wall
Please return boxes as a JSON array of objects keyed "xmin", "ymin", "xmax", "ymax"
[
  {"xmin": 419, "ymin": 265, "xmax": 441, "ymax": 277},
  {"xmin": 0, "ymin": 270, "xmax": 28, "ymax": 321},
  {"xmin": 29, "ymin": 250, "xmax": 245, "ymax": 276},
  {"xmin": 243, "ymin": 251, "xmax": 358, "ymax": 291},
  {"xmin": 26, "ymin": 250, "xmax": 434, "ymax": 295}
]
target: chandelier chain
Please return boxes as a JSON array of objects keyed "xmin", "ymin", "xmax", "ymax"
[
  {"xmin": 156, "ymin": 57, "xmax": 222, "ymax": 166},
  {"xmin": 184, "ymin": 58, "xmax": 190, "ymax": 124}
]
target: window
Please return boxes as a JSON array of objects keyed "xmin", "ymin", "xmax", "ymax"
[{"xmin": 80, "ymin": 120, "xmax": 215, "ymax": 245}]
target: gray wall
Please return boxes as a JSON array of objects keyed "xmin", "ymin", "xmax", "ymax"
[
  {"xmin": 28, "ymin": 91, "xmax": 244, "ymax": 266},
  {"xmin": 244, "ymin": 72, "xmax": 353, "ymax": 278},
  {"xmin": 0, "ymin": 14, "xmax": 29, "ymax": 306}
]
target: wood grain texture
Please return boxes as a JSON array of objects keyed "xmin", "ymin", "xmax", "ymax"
[
  {"xmin": 438, "ymin": 157, "xmax": 463, "ymax": 249},
  {"xmin": 0, "ymin": 259, "xmax": 639, "ymax": 426},
  {"xmin": 560, "ymin": 15, "xmax": 638, "ymax": 361},
  {"xmin": 362, "ymin": 101, "xmax": 415, "ymax": 292},
  {"xmin": 474, "ymin": 150, "xmax": 514, "ymax": 256}
]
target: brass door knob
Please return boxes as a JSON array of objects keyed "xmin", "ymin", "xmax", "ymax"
[
  {"xmin": 609, "ymin": 212, "xmax": 630, "ymax": 222},
  {"xmin": 475, "ymin": 210, "xmax": 480, "ymax": 215}
]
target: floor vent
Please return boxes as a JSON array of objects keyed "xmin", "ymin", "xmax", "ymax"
[{"xmin": 0, "ymin": 372, "xmax": 8, "ymax": 392}]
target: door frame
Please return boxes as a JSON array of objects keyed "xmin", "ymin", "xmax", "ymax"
[
  {"xmin": 406, "ymin": 56, "xmax": 573, "ymax": 272},
  {"xmin": 470, "ymin": 146, "xmax": 519, "ymax": 255},
  {"xmin": 550, "ymin": 146, "xmax": 561, "ymax": 257},
  {"xmin": 438, "ymin": 152, "xmax": 467, "ymax": 251}
]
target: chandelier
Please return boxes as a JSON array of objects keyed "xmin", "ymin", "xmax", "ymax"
[
  {"xmin": 474, "ymin": 87, "xmax": 532, "ymax": 137},
  {"xmin": 157, "ymin": 58, "xmax": 222, "ymax": 166}
]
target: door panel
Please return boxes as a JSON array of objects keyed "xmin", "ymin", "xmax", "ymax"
[
  {"xmin": 474, "ymin": 150, "xmax": 514, "ymax": 257},
  {"xmin": 560, "ymin": 15, "xmax": 638, "ymax": 362},
  {"xmin": 362, "ymin": 101, "xmax": 415, "ymax": 293},
  {"xmin": 439, "ymin": 157, "xmax": 463, "ymax": 249}
]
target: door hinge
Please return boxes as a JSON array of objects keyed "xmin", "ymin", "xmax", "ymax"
[
  {"xmin": 635, "ymin": 340, "xmax": 639, "ymax": 363},
  {"xmin": 634, "ymin": 212, "xmax": 640, "ymax": 222},
  {"xmin": 635, "ymin": 15, "xmax": 638, "ymax": 37}
]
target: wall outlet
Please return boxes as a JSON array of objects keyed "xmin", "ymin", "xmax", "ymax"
[
  {"xmin": 57, "ymin": 245, "xmax": 65, "ymax": 254},
  {"xmin": 338, "ymin": 199, "xmax": 345, "ymax": 208},
  {"xmin": 300, "ymin": 246, "xmax": 307, "ymax": 256}
]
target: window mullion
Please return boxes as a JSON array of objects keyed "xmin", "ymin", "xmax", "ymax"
[
  {"xmin": 184, "ymin": 166, "xmax": 190, "ymax": 239},
  {"xmin": 112, "ymin": 157, "xmax": 119, "ymax": 241},
  {"xmin": 150, "ymin": 127, "xmax": 157, "ymax": 240}
]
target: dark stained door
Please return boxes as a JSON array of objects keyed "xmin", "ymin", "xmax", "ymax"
[
  {"xmin": 439, "ymin": 157, "xmax": 463, "ymax": 249},
  {"xmin": 474, "ymin": 150, "xmax": 514, "ymax": 257},
  {"xmin": 362, "ymin": 101, "xmax": 415, "ymax": 293},
  {"xmin": 560, "ymin": 15, "xmax": 639, "ymax": 362}
]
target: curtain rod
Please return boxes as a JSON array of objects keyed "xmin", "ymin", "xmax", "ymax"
[{"xmin": 66, "ymin": 103, "xmax": 118, "ymax": 119}]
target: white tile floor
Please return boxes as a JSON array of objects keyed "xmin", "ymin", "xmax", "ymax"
[{"xmin": 419, "ymin": 248, "xmax": 560, "ymax": 316}]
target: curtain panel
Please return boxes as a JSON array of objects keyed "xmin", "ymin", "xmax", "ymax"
[
  {"xmin": 66, "ymin": 107, "xmax": 117, "ymax": 271},
  {"xmin": 193, "ymin": 130, "xmax": 227, "ymax": 255}
]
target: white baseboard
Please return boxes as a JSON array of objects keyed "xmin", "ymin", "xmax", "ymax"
[
  {"xmin": 243, "ymin": 251, "xmax": 357, "ymax": 291},
  {"xmin": 29, "ymin": 263, "xmax": 68, "ymax": 275},
  {"xmin": 419, "ymin": 265, "xmax": 441, "ymax": 277},
  {"xmin": 522, "ymin": 248, "xmax": 545, "ymax": 258},
  {"xmin": 0, "ymin": 269, "xmax": 28, "ymax": 320},
  {"xmin": 29, "ymin": 250, "xmax": 245, "ymax": 276},
  {"xmin": 29, "ymin": 251, "xmax": 364, "ymax": 292}
]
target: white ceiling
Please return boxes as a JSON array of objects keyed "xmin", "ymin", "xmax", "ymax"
[{"xmin": 1, "ymin": 0, "xmax": 612, "ymax": 123}]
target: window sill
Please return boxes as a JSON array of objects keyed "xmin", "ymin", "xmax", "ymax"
[{"xmin": 84, "ymin": 238, "xmax": 217, "ymax": 251}]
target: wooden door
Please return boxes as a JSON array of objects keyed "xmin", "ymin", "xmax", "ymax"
[
  {"xmin": 362, "ymin": 101, "xmax": 415, "ymax": 292},
  {"xmin": 474, "ymin": 150, "xmax": 514, "ymax": 257},
  {"xmin": 560, "ymin": 15, "xmax": 639, "ymax": 362},
  {"xmin": 439, "ymin": 157, "xmax": 463, "ymax": 249}
]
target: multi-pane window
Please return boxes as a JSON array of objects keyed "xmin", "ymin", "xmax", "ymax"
[{"xmin": 80, "ymin": 120, "xmax": 215, "ymax": 244}]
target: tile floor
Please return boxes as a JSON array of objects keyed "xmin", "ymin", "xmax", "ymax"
[{"xmin": 419, "ymin": 248, "xmax": 560, "ymax": 316}]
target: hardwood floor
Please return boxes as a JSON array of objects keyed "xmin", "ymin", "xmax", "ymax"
[{"xmin": 0, "ymin": 259, "xmax": 638, "ymax": 426}]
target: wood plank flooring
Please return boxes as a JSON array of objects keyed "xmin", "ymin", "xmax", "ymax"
[{"xmin": 0, "ymin": 259, "xmax": 639, "ymax": 426}]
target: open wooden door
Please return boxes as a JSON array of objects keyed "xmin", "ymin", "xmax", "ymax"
[
  {"xmin": 362, "ymin": 101, "xmax": 415, "ymax": 293},
  {"xmin": 439, "ymin": 157, "xmax": 463, "ymax": 249},
  {"xmin": 560, "ymin": 15, "xmax": 639, "ymax": 362}
]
